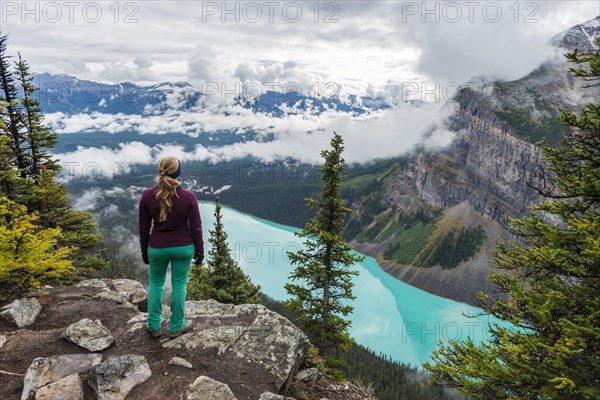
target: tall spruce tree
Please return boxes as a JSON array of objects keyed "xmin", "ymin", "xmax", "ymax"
[
  {"xmin": 15, "ymin": 53, "xmax": 59, "ymax": 180},
  {"xmin": 0, "ymin": 109, "xmax": 21, "ymax": 196},
  {"xmin": 0, "ymin": 34, "xmax": 107, "ymax": 276},
  {"xmin": 423, "ymin": 38, "xmax": 600, "ymax": 399},
  {"xmin": 0, "ymin": 34, "xmax": 28, "ymax": 179},
  {"xmin": 187, "ymin": 197, "xmax": 261, "ymax": 305},
  {"xmin": 283, "ymin": 132, "xmax": 364, "ymax": 376}
]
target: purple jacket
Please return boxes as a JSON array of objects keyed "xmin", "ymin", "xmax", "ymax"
[{"xmin": 138, "ymin": 186, "xmax": 203, "ymax": 252}]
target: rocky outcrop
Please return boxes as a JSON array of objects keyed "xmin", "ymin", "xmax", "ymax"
[
  {"xmin": 111, "ymin": 279, "xmax": 147, "ymax": 306},
  {"xmin": 61, "ymin": 319, "xmax": 114, "ymax": 352},
  {"xmin": 162, "ymin": 300, "xmax": 310, "ymax": 393},
  {"xmin": 1, "ymin": 298, "xmax": 42, "ymax": 328},
  {"xmin": 88, "ymin": 355, "xmax": 152, "ymax": 400},
  {"xmin": 182, "ymin": 375, "xmax": 237, "ymax": 400},
  {"xmin": 0, "ymin": 280, "xmax": 372, "ymax": 400},
  {"xmin": 21, "ymin": 354, "xmax": 102, "ymax": 400},
  {"xmin": 349, "ymin": 81, "xmax": 547, "ymax": 306}
]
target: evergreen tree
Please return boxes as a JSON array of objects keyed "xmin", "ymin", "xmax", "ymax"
[
  {"xmin": 423, "ymin": 38, "xmax": 600, "ymax": 399},
  {"xmin": 186, "ymin": 258, "xmax": 212, "ymax": 302},
  {"xmin": 284, "ymin": 132, "xmax": 365, "ymax": 376},
  {"xmin": 0, "ymin": 195, "xmax": 75, "ymax": 299},
  {"xmin": 0, "ymin": 34, "xmax": 28, "ymax": 179},
  {"xmin": 0, "ymin": 35, "xmax": 107, "ymax": 276},
  {"xmin": 15, "ymin": 52, "xmax": 59, "ymax": 180},
  {"xmin": 0, "ymin": 111, "xmax": 23, "ymax": 196},
  {"xmin": 187, "ymin": 197, "xmax": 261, "ymax": 305}
]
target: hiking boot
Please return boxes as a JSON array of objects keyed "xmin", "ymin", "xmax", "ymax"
[
  {"xmin": 169, "ymin": 320, "xmax": 194, "ymax": 338},
  {"xmin": 146, "ymin": 324, "xmax": 161, "ymax": 338}
]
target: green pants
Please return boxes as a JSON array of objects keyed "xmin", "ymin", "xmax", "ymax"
[{"xmin": 147, "ymin": 244, "xmax": 194, "ymax": 332}]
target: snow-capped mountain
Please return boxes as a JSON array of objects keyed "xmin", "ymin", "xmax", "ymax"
[
  {"xmin": 31, "ymin": 73, "xmax": 204, "ymax": 115},
  {"xmin": 31, "ymin": 72, "xmax": 392, "ymax": 116},
  {"xmin": 552, "ymin": 15, "xmax": 600, "ymax": 51}
]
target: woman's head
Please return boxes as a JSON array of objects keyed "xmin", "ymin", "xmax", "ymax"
[{"xmin": 154, "ymin": 156, "xmax": 182, "ymax": 222}]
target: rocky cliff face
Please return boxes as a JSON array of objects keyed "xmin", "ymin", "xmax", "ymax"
[
  {"xmin": 398, "ymin": 14, "xmax": 600, "ymax": 229},
  {"xmin": 349, "ymin": 16, "xmax": 599, "ymax": 306},
  {"xmin": 0, "ymin": 280, "xmax": 375, "ymax": 400},
  {"xmin": 410, "ymin": 88, "xmax": 543, "ymax": 226}
]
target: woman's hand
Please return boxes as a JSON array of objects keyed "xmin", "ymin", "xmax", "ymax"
[
  {"xmin": 193, "ymin": 249, "xmax": 204, "ymax": 265},
  {"xmin": 142, "ymin": 248, "xmax": 149, "ymax": 265}
]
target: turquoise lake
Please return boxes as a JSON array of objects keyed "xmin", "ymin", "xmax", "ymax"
[{"xmin": 198, "ymin": 201, "xmax": 498, "ymax": 368}]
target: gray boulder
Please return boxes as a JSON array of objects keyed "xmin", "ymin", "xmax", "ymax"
[
  {"xmin": 94, "ymin": 291, "xmax": 138, "ymax": 311},
  {"xmin": 230, "ymin": 308, "xmax": 309, "ymax": 393},
  {"xmin": 112, "ymin": 279, "xmax": 147, "ymax": 305},
  {"xmin": 34, "ymin": 373, "xmax": 83, "ymax": 400},
  {"xmin": 182, "ymin": 375, "xmax": 237, "ymax": 400},
  {"xmin": 163, "ymin": 325, "xmax": 247, "ymax": 355},
  {"xmin": 168, "ymin": 357, "xmax": 193, "ymax": 369},
  {"xmin": 21, "ymin": 354, "xmax": 102, "ymax": 400},
  {"xmin": 61, "ymin": 318, "xmax": 114, "ymax": 352},
  {"xmin": 95, "ymin": 290, "xmax": 130, "ymax": 304},
  {"xmin": 1, "ymin": 298, "xmax": 42, "ymax": 328},
  {"xmin": 88, "ymin": 354, "xmax": 152, "ymax": 400},
  {"xmin": 75, "ymin": 279, "xmax": 109, "ymax": 290},
  {"xmin": 171, "ymin": 301, "xmax": 309, "ymax": 393},
  {"xmin": 0, "ymin": 334, "xmax": 7, "ymax": 348}
]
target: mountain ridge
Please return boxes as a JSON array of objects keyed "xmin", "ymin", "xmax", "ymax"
[{"xmin": 31, "ymin": 72, "xmax": 392, "ymax": 116}]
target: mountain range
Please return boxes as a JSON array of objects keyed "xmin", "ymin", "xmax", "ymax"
[{"xmin": 31, "ymin": 72, "xmax": 391, "ymax": 116}]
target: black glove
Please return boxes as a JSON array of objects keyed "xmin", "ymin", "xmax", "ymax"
[
  {"xmin": 193, "ymin": 249, "xmax": 204, "ymax": 265},
  {"xmin": 142, "ymin": 248, "xmax": 149, "ymax": 265}
]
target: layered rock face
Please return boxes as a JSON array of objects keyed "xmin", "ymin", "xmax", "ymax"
[
  {"xmin": 414, "ymin": 16, "xmax": 600, "ymax": 222},
  {"xmin": 390, "ymin": 16, "xmax": 600, "ymax": 232},
  {"xmin": 410, "ymin": 87, "xmax": 543, "ymax": 227},
  {"xmin": 352, "ymin": 84, "xmax": 548, "ymax": 305},
  {"xmin": 0, "ymin": 279, "xmax": 338, "ymax": 400}
]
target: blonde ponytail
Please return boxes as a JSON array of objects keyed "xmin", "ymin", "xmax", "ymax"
[{"xmin": 154, "ymin": 156, "xmax": 181, "ymax": 222}]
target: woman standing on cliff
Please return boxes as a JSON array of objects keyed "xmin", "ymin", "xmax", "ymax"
[{"xmin": 138, "ymin": 156, "xmax": 204, "ymax": 338}]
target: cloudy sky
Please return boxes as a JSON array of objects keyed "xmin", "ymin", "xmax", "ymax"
[
  {"xmin": 4, "ymin": 1, "xmax": 597, "ymax": 89},
  {"xmin": 1, "ymin": 1, "xmax": 598, "ymax": 169}
]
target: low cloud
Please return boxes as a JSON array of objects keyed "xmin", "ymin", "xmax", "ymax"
[
  {"xmin": 55, "ymin": 141, "xmax": 153, "ymax": 182},
  {"xmin": 52, "ymin": 99, "xmax": 456, "ymax": 181}
]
